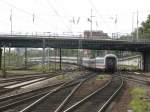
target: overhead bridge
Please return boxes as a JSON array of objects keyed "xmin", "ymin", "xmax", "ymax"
[
  {"xmin": 0, "ymin": 35, "xmax": 150, "ymax": 52},
  {"xmin": 0, "ymin": 35, "xmax": 150, "ymax": 71}
]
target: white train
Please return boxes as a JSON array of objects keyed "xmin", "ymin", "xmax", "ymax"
[
  {"xmin": 82, "ymin": 54, "xmax": 117, "ymax": 72},
  {"xmin": 27, "ymin": 54, "xmax": 118, "ymax": 72}
]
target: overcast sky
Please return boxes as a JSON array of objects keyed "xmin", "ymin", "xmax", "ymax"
[{"xmin": 0, "ymin": 0, "xmax": 150, "ymax": 36}]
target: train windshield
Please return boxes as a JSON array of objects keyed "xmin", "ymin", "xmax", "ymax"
[{"xmin": 96, "ymin": 59, "xmax": 104, "ymax": 64}]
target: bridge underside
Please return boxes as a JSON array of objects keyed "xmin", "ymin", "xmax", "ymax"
[{"xmin": 0, "ymin": 37, "xmax": 150, "ymax": 52}]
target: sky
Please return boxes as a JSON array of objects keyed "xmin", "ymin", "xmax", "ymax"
[{"xmin": 0, "ymin": 0, "xmax": 150, "ymax": 36}]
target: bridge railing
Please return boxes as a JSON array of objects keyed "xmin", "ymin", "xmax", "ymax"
[{"xmin": 0, "ymin": 33, "xmax": 150, "ymax": 42}]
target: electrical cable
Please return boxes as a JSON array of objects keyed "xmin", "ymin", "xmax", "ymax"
[
  {"xmin": 0, "ymin": 0, "xmax": 56, "ymax": 31},
  {"xmin": 88, "ymin": 0, "xmax": 113, "ymax": 33},
  {"xmin": 46, "ymin": 0, "xmax": 72, "ymax": 32}
]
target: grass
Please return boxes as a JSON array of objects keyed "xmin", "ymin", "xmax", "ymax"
[
  {"xmin": 119, "ymin": 65, "xmax": 139, "ymax": 70},
  {"xmin": 56, "ymin": 75, "xmax": 70, "ymax": 81},
  {"xmin": 30, "ymin": 63, "xmax": 65, "ymax": 73},
  {"xmin": 129, "ymin": 87, "xmax": 150, "ymax": 112},
  {"xmin": 0, "ymin": 69, "xmax": 42, "ymax": 77},
  {"xmin": 96, "ymin": 75, "xmax": 109, "ymax": 80},
  {"xmin": 0, "ymin": 63, "xmax": 67, "ymax": 77}
]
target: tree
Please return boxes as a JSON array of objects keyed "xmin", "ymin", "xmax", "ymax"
[{"xmin": 133, "ymin": 14, "xmax": 150, "ymax": 39}]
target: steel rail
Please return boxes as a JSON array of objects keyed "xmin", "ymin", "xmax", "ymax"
[
  {"xmin": 115, "ymin": 74, "xmax": 150, "ymax": 85},
  {"xmin": 19, "ymin": 72, "xmax": 95, "ymax": 112},
  {"xmin": 0, "ymin": 83, "xmax": 64, "ymax": 111},
  {"xmin": 54, "ymin": 73, "xmax": 97, "ymax": 112},
  {"xmin": 19, "ymin": 80, "xmax": 81, "ymax": 112},
  {"xmin": 63, "ymin": 79, "xmax": 112, "ymax": 112},
  {"xmin": 98, "ymin": 77, "xmax": 124, "ymax": 112}
]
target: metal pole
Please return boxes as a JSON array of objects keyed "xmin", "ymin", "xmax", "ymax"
[
  {"xmin": 78, "ymin": 39, "xmax": 82, "ymax": 70},
  {"xmin": 8, "ymin": 44, "xmax": 11, "ymax": 66},
  {"xmin": 54, "ymin": 48, "xmax": 57, "ymax": 71},
  {"xmin": 59, "ymin": 48, "xmax": 62, "ymax": 70},
  {"xmin": 132, "ymin": 12, "xmax": 134, "ymax": 40},
  {"xmin": 8, "ymin": 9, "xmax": 12, "ymax": 67},
  {"xmin": 95, "ymin": 50, "xmax": 97, "ymax": 69},
  {"xmin": 42, "ymin": 39, "xmax": 46, "ymax": 73},
  {"xmin": 3, "ymin": 45, "xmax": 6, "ymax": 78},
  {"xmin": 77, "ymin": 40, "xmax": 80, "ymax": 69},
  {"xmin": 77, "ymin": 49, "xmax": 79, "ymax": 66},
  {"xmin": 0, "ymin": 48, "xmax": 2, "ymax": 70},
  {"xmin": 10, "ymin": 9, "xmax": 12, "ymax": 35},
  {"xmin": 136, "ymin": 10, "xmax": 139, "ymax": 40},
  {"xmin": 90, "ymin": 8, "xmax": 93, "ymax": 39},
  {"xmin": 24, "ymin": 48, "xmax": 27, "ymax": 70},
  {"xmin": 48, "ymin": 48, "xmax": 50, "ymax": 71},
  {"xmin": 8, "ymin": 43, "xmax": 11, "ymax": 66}
]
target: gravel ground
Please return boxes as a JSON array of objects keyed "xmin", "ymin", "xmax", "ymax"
[
  {"xmin": 110, "ymin": 78, "xmax": 150, "ymax": 112},
  {"xmin": 0, "ymin": 70, "xmax": 42, "ymax": 78},
  {"xmin": 60, "ymin": 75, "xmax": 111, "ymax": 111},
  {"xmin": 0, "ymin": 71, "xmax": 86, "ymax": 99},
  {"xmin": 0, "ymin": 71, "xmax": 87, "ymax": 112}
]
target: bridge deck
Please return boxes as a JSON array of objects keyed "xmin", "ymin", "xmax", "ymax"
[{"xmin": 0, "ymin": 35, "xmax": 150, "ymax": 51}]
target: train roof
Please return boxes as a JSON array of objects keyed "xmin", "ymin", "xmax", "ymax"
[
  {"xmin": 95, "ymin": 57, "xmax": 104, "ymax": 59},
  {"xmin": 82, "ymin": 57, "xmax": 90, "ymax": 60},
  {"xmin": 104, "ymin": 54, "xmax": 117, "ymax": 58}
]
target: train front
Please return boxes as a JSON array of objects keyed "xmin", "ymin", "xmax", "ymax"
[{"xmin": 104, "ymin": 54, "xmax": 117, "ymax": 73}]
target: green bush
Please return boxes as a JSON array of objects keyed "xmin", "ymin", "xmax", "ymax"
[
  {"xmin": 96, "ymin": 75, "xmax": 104, "ymax": 80},
  {"xmin": 130, "ymin": 98, "xmax": 145, "ymax": 112},
  {"xmin": 131, "ymin": 87, "xmax": 145, "ymax": 99},
  {"xmin": 129, "ymin": 87, "xmax": 150, "ymax": 112}
]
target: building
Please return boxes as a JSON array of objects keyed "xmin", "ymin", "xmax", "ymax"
[
  {"xmin": 83, "ymin": 30, "xmax": 109, "ymax": 57},
  {"xmin": 83, "ymin": 30, "xmax": 109, "ymax": 39}
]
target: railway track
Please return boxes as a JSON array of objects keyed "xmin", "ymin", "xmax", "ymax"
[
  {"xmin": 3, "ymin": 71, "xmax": 143, "ymax": 112},
  {"xmin": 126, "ymin": 71, "xmax": 150, "ymax": 78},
  {"xmin": 0, "ymin": 77, "xmax": 47, "ymax": 95},
  {"xmin": 0, "ymin": 82, "xmax": 63, "ymax": 111},
  {"xmin": 62, "ymin": 76, "xmax": 123, "ymax": 112},
  {"xmin": 18, "ymin": 72, "xmax": 96, "ymax": 112},
  {"xmin": 19, "ymin": 81, "xmax": 83, "ymax": 112},
  {"xmin": 115, "ymin": 73, "xmax": 150, "ymax": 85},
  {"xmin": 0, "ymin": 70, "xmax": 68, "ymax": 83},
  {"xmin": 0, "ymin": 71, "xmax": 94, "ymax": 112},
  {"xmin": 0, "ymin": 70, "xmax": 75, "ymax": 95},
  {"xmin": 0, "ymin": 70, "xmax": 74, "ymax": 87},
  {"xmin": 54, "ymin": 75, "xmax": 110, "ymax": 112}
]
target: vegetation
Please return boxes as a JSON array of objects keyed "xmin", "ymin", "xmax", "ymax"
[
  {"xmin": 133, "ymin": 14, "xmax": 150, "ymax": 39},
  {"xmin": 96, "ymin": 75, "xmax": 110, "ymax": 80},
  {"xmin": 56, "ymin": 75, "xmax": 70, "ymax": 81},
  {"xmin": 129, "ymin": 87, "xmax": 150, "ymax": 112},
  {"xmin": 118, "ymin": 14, "xmax": 150, "ymax": 40},
  {"xmin": 96, "ymin": 75, "xmax": 104, "ymax": 80},
  {"xmin": 30, "ymin": 63, "xmax": 63, "ymax": 72},
  {"xmin": 119, "ymin": 65, "xmax": 139, "ymax": 70}
]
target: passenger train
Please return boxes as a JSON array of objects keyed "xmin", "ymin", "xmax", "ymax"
[
  {"xmin": 82, "ymin": 54, "xmax": 117, "ymax": 72},
  {"xmin": 28, "ymin": 54, "xmax": 117, "ymax": 72}
]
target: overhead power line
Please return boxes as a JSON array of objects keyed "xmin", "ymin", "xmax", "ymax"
[
  {"xmin": 88, "ymin": 0, "xmax": 112, "ymax": 31},
  {"xmin": 0, "ymin": 0, "xmax": 56, "ymax": 30},
  {"xmin": 46, "ymin": 0, "xmax": 72, "ymax": 32}
]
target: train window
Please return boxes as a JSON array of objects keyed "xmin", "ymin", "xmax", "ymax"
[{"xmin": 96, "ymin": 59, "xmax": 104, "ymax": 63}]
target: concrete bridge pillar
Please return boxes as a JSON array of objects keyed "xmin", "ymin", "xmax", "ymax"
[
  {"xmin": 143, "ymin": 51, "xmax": 150, "ymax": 72},
  {"xmin": 0, "ymin": 48, "xmax": 2, "ymax": 70}
]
